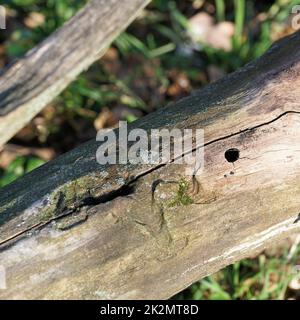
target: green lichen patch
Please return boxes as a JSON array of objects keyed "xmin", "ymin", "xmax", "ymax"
[{"xmin": 168, "ymin": 178, "xmax": 194, "ymax": 207}]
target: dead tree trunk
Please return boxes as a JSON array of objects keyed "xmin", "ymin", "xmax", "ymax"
[
  {"xmin": 0, "ymin": 0, "xmax": 150, "ymax": 147},
  {"xmin": 0, "ymin": 30, "xmax": 300, "ymax": 299}
]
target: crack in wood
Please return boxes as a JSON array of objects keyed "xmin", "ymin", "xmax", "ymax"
[{"xmin": 1, "ymin": 110, "xmax": 300, "ymax": 248}]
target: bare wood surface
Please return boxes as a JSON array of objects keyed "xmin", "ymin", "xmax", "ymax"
[
  {"xmin": 0, "ymin": 31, "xmax": 300, "ymax": 299},
  {"xmin": 0, "ymin": 0, "xmax": 150, "ymax": 147}
]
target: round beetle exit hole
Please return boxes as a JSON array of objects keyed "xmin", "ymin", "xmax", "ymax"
[{"xmin": 224, "ymin": 148, "xmax": 240, "ymax": 163}]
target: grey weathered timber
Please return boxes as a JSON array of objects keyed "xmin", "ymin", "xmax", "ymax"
[
  {"xmin": 0, "ymin": 0, "xmax": 150, "ymax": 146},
  {"xmin": 0, "ymin": 31, "xmax": 300, "ymax": 299}
]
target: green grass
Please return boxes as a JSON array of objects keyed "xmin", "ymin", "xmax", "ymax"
[
  {"xmin": 215, "ymin": 0, "xmax": 225, "ymax": 22},
  {"xmin": 0, "ymin": 156, "xmax": 45, "ymax": 187},
  {"xmin": 175, "ymin": 246, "xmax": 300, "ymax": 300}
]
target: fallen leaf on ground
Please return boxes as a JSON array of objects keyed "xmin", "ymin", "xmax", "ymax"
[
  {"xmin": 24, "ymin": 12, "xmax": 45, "ymax": 29},
  {"xmin": 188, "ymin": 12, "xmax": 235, "ymax": 51}
]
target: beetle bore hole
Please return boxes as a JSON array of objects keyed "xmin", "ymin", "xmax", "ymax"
[{"xmin": 225, "ymin": 148, "xmax": 240, "ymax": 163}]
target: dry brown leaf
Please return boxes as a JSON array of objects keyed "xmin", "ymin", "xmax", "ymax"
[
  {"xmin": 188, "ymin": 12, "xmax": 235, "ymax": 51},
  {"xmin": 24, "ymin": 12, "xmax": 45, "ymax": 29},
  {"xmin": 94, "ymin": 107, "xmax": 116, "ymax": 130},
  {"xmin": 0, "ymin": 144, "xmax": 55, "ymax": 169},
  {"xmin": 101, "ymin": 47, "xmax": 121, "ymax": 74}
]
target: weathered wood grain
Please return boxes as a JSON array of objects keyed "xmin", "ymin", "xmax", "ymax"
[
  {"xmin": 0, "ymin": 31, "xmax": 300, "ymax": 299},
  {"xmin": 0, "ymin": 0, "xmax": 150, "ymax": 146}
]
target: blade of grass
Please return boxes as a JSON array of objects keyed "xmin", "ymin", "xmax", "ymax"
[
  {"xmin": 233, "ymin": 0, "xmax": 246, "ymax": 48},
  {"xmin": 149, "ymin": 42, "xmax": 176, "ymax": 58},
  {"xmin": 215, "ymin": 0, "xmax": 225, "ymax": 22}
]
